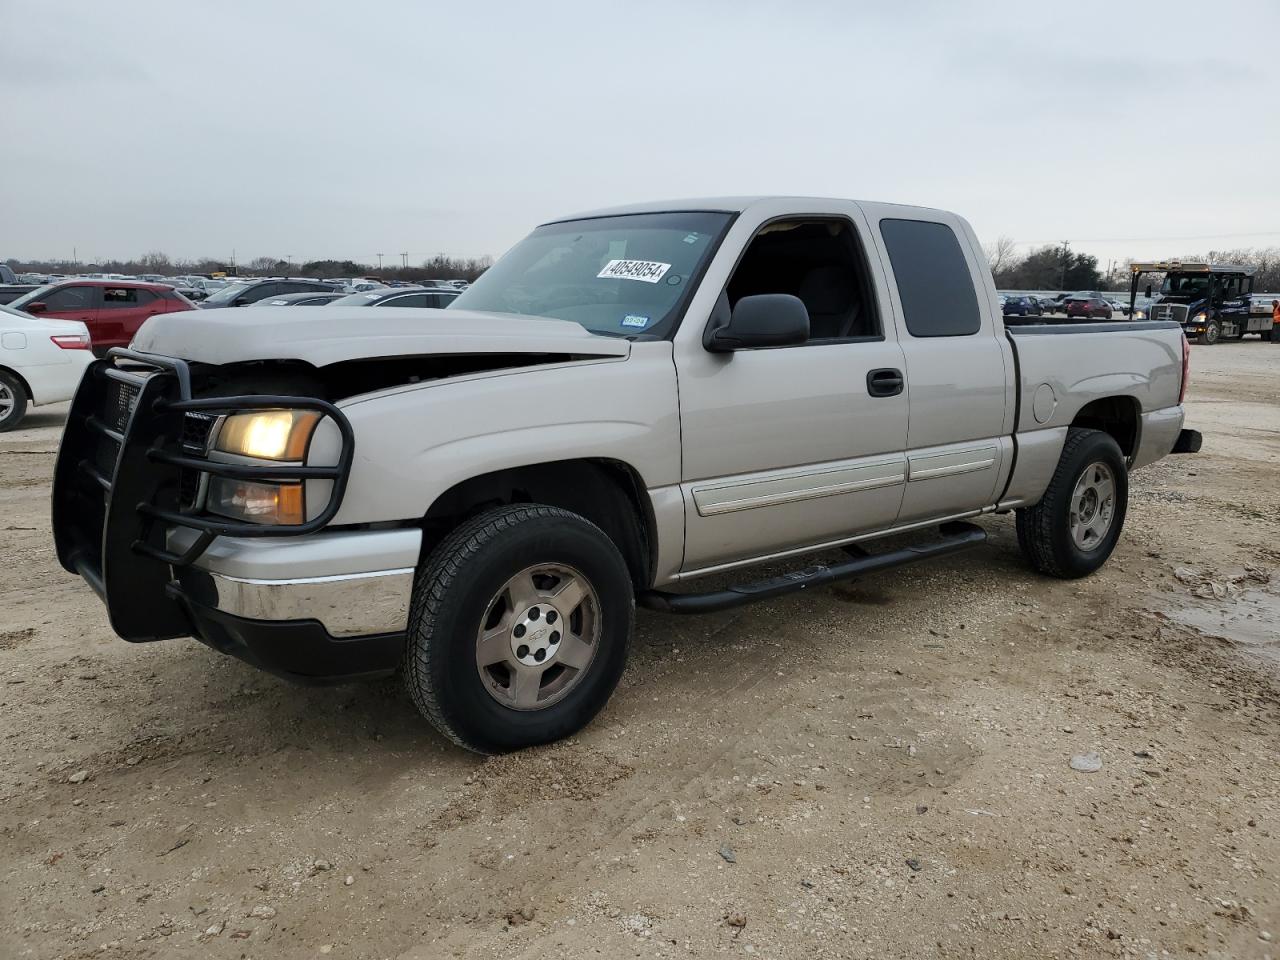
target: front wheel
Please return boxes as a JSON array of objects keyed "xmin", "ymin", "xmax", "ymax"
[
  {"xmin": 403, "ymin": 504, "xmax": 635, "ymax": 753},
  {"xmin": 1016, "ymin": 428, "xmax": 1128, "ymax": 579},
  {"xmin": 1198, "ymin": 320, "xmax": 1220, "ymax": 345},
  {"xmin": 0, "ymin": 371, "xmax": 29, "ymax": 432}
]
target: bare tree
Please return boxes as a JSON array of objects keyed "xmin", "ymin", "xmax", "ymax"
[{"xmin": 982, "ymin": 235, "xmax": 1019, "ymax": 276}]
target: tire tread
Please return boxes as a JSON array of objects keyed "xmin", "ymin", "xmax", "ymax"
[
  {"xmin": 1015, "ymin": 427, "xmax": 1111, "ymax": 579},
  {"xmin": 404, "ymin": 503, "xmax": 629, "ymax": 753}
]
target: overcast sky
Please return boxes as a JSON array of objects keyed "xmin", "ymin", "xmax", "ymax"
[{"xmin": 3, "ymin": 0, "xmax": 1277, "ymax": 271}]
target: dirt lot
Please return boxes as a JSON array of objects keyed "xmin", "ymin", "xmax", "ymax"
[{"xmin": 1, "ymin": 342, "xmax": 1278, "ymax": 960}]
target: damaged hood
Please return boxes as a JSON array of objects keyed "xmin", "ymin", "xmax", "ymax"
[{"xmin": 131, "ymin": 307, "xmax": 631, "ymax": 366}]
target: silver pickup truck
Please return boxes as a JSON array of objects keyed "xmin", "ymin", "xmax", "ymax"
[{"xmin": 52, "ymin": 197, "xmax": 1201, "ymax": 752}]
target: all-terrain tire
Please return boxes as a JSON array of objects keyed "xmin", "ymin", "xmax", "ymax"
[
  {"xmin": 1015, "ymin": 427, "xmax": 1128, "ymax": 579},
  {"xmin": 404, "ymin": 503, "xmax": 634, "ymax": 754},
  {"xmin": 0, "ymin": 370, "xmax": 29, "ymax": 432}
]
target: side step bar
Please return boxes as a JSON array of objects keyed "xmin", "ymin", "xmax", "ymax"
[{"xmin": 638, "ymin": 521, "xmax": 987, "ymax": 615}]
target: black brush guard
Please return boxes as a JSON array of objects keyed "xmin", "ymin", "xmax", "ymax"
[{"xmin": 52, "ymin": 348, "xmax": 355, "ymax": 642}]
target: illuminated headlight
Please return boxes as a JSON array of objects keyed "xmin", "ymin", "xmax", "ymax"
[
  {"xmin": 207, "ymin": 478, "xmax": 305, "ymax": 525},
  {"xmin": 205, "ymin": 409, "xmax": 323, "ymax": 525},
  {"xmin": 214, "ymin": 409, "xmax": 320, "ymax": 461},
  {"xmin": 1193, "ymin": 312, "xmax": 1207, "ymax": 322},
  {"xmin": 1134, "ymin": 310, "xmax": 1146, "ymax": 319}
]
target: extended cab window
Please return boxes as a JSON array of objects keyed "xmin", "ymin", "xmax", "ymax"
[
  {"xmin": 724, "ymin": 218, "xmax": 879, "ymax": 341},
  {"xmin": 450, "ymin": 211, "xmax": 732, "ymax": 338},
  {"xmin": 879, "ymin": 219, "xmax": 981, "ymax": 337}
]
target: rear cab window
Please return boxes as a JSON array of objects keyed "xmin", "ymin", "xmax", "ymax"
[{"xmin": 879, "ymin": 219, "xmax": 982, "ymax": 337}]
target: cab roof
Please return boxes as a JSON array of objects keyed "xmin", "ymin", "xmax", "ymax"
[{"xmin": 547, "ymin": 196, "xmax": 950, "ymax": 223}]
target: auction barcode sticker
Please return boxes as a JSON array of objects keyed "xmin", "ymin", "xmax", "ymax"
[{"xmin": 597, "ymin": 259, "xmax": 671, "ymax": 283}]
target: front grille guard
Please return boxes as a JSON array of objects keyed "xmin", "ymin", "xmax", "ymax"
[{"xmin": 75, "ymin": 347, "xmax": 355, "ymax": 569}]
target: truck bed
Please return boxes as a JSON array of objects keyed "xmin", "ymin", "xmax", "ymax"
[{"xmin": 1002, "ymin": 319, "xmax": 1186, "ymax": 497}]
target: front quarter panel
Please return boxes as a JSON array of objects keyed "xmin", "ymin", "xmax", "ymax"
[{"xmin": 330, "ymin": 342, "xmax": 682, "ymax": 528}]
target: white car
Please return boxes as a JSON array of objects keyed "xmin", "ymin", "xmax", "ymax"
[
  {"xmin": 0, "ymin": 303, "xmax": 94, "ymax": 431},
  {"xmin": 344, "ymin": 278, "xmax": 387, "ymax": 293}
]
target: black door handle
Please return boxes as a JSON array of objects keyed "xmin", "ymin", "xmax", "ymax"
[{"xmin": 866, "ymin": 368, "xmax": 904, "ymax": 398}]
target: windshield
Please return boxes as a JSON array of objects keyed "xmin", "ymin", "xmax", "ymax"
[
  {"xmin": 450, "ymin": 211, "xmax": 733, "ymax": 337},
  {"xmin": 1160, "ymin": 274, "xmax": 1211, "ymax": 298},
  {"xmin": 202, "ymin": 282, "xmax": 250, "ymax": 305}
]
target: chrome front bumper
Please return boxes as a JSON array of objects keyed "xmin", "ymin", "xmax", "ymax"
[{"xmin": 167, "ymin": 527, "xmax": 421, "ymax": 638}]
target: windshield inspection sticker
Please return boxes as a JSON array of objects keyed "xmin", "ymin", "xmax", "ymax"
[
  {"xmin": 621, "ymin": 314, "xmax": 651, "ymax": 329},
  {"xmin": 597, "ymin": 259, "xmax": 671, "ymax": 283}
]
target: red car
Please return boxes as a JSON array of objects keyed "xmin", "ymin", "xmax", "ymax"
[
  {"xmin": 1065, "ymin": 296, "xmax": 1113, "ymax": 320},
  {"xmin": 8, "ymin": 280, "xmax": 194, "ymax": 356}
]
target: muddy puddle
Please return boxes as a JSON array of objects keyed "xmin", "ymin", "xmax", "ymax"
[{"xmin": 1161, "ymin": 585, "xmax": 1280, "ymax": 666}]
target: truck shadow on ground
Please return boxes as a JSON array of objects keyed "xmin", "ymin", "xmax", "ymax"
[{"xmin": 61, "ymin": 514, "xmax": 1035, "ymax": 797}]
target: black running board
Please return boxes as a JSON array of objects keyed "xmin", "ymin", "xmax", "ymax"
[{"xmin": 638, "ymin": 521, "xmax": 987, "ymax": 614}]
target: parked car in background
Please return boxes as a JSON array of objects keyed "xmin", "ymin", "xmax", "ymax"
[
  {"xmin": 199, "ymin": 278, "xmax": 338, "ymax": 309},
  {"xmin": 162, "ymin": 279, "xmax": 206, "ymax": 301},
  {"xmin": 7, "ymin": 280, "xmax": 195, "ymax": 355},
  {"xmin": 1106, "ymin": 298, "xmax": 1130, "ymax": 317},
  {"xmin": 343, "ymin": 278, "xmax": 387, "ymax": 293},
  {"xmin": 191, "ymin": 278, "xmax": 230, "ymax": 297},
  {"xmin": 1036, "ymin": 296, "xmax": 1059, "ymax": 314},
  {"xmin": 1065, "ymin": 296, "xmax": 1113, "ymax": 320},
  {"xmin": 328, "ymin": 286, "xmax": 461, "ymax": 309},
  {"xmin": 252, "ymin": 291, "xmax": 348, "ymax": 307},
  {"xmin": 0, "ymin": 302, "xmax": 93, "ymax": 431},
  {"xmin": 1001, "ymin": 295, "xmax": 1042, "ymax": 317}
]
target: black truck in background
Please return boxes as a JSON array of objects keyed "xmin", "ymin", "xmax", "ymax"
[
  {"xmin": 0, "ymin": 262, "xmax": 39, "ymax": 305},
  {"xmin": 1128, "ymin": 260, "xmax": 1272, "ymax": 344}
]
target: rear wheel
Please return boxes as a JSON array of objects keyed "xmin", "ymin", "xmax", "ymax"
[
  {"xmin": 0, "ymin": 371, "xmax": 29, "ymax": 432},
  {"xmin": 1016, "ymin": 428, "xmax": 1128, "ymax": 579},
  {"xmin": 403, "ymin": 504, "xmax": 634, "ymax": 753}
]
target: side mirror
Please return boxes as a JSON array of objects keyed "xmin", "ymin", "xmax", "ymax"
[
  {"xmin": 25, "ymin": 301, "xmax": 48, "ymax": 314},
  {"xmin": 1144, "ymin": 284, "xmax": 1152, "ymax": 298},
  {"xmin": 706, "ymin": 294, "xmax": 809, "ymax": 352}
]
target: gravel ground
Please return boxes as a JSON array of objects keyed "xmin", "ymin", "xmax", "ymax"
[{"xmin": 1, "ymin": 341, "xmax": 1278, "ymax": 960}]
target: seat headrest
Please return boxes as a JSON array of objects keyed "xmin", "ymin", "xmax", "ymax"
[{"xmin": 798, "ymin": 267, "xmax": 857, "ymax": 314}]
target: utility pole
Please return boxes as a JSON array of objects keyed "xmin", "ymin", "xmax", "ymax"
[
  {"xmin": 376, "ymin": 253, "xmax": 384, "ymax": 271},
  {"xmin": 400, "ymin": 252, "xmax": 409, "ymax": 269},
  {"xmin": 1060, "ymin": 241, "xmax": 1070, "ymax": 289}
]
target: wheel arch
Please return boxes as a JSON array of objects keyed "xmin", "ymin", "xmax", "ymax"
[
  {"xmin": 1069, "ymin": 396, "xmax": 1140, "ymax": 459},
  {"xmin": 0, "ymin": 363, "xmax": 33, "ymax": 402},
  {"xmin": 421, "ymin": 457, "xmax": 657, "ymax": 590}
]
